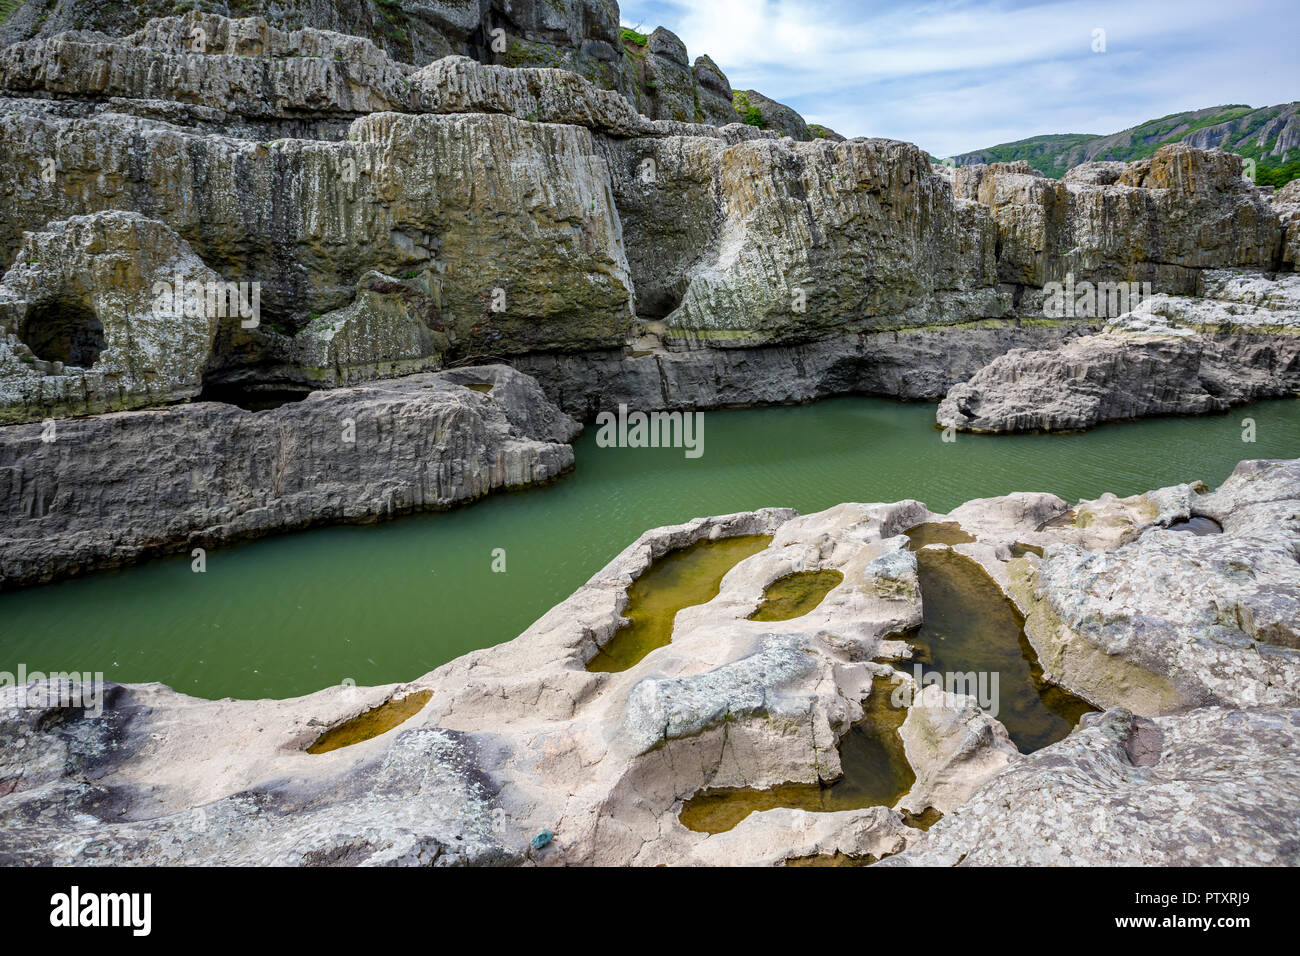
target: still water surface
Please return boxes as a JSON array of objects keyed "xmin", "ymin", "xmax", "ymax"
[{"xmin": 2, "ymin": 396, "xmax": 1296, "ymax": 700}]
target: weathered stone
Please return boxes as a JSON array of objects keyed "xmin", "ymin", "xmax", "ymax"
[
  {"xmin": 937, "ymin": 272, "xmax": 1300, "ymax": 433},
  {"xmin": 0, "ymin": 1, "xmax": 630, "ymax": 96},
  {"xmin": 605, "ymin": 134, "xmax": 1004, "ymax": 345},
  {"xmin": 735, "ymin": 89, "xmax": 811, "ymax": 141},
  {"xmin": 4, "ymin": 463, "xmax": 1299, "ymax": 865},
  {"xmin": 0, "ymin": 365, "xmax": 578, "ymax": 588},
  {"xmin": 884, "ymin": 707, "xmax": 1300, "ymax": 866},
  {"xmin": 968, "ymin": 145, "xmax": 1280, "ymax": 291},
  {"xmin": 0, "ymin": 108, "xmax": 635, "ymax": 356},
  {"xmin": 1009, "ymin": 459, "xmax": 1300, "ymax": 713},
  {"xmin": 0, "ymin": 212, "xmax": 221, "ymax": 424},
  {"xmin": 693, "ymin": 55, "xmax": 735, "ymax": 127},
  {"xmin": 0, "ymin": 500, "xmax": 1018, "ymax": 865}
]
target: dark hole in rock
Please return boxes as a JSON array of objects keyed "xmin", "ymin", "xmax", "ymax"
[
  {"xmin": 20, "ymin": 300, "xmax": 105, "ymax": 368},
  {"xmin": 678, "ymin": 675, "xmax": 914, "ymax": 834},
  {"xmin": 306, "ymin": 689, "xmax": 433, "ymax": 754},
  {"xmin": 904, "ymin": 521, "xmax": 976, "ymax": 550},
  {"xmin": 197, "ymin": 380, "xmax": 312, "ymax": 412},
  {"xmin": 903, "ymin": 548, "xmax": 1097, "ymax": 753},
  {"xmin": 587, "ymin": 534, "xmax": 773, "ymax": 673},
  {"xmin": 1165, "ymin": 516, "xmax": 1223, "ymax": 535},
  {"xmin": 747, "ymin": 568, "xmax": 844, "ymax": 622}
]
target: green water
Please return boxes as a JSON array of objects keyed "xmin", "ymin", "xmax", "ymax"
[
  {"xmin": 1, "ymin": 396, "xmax": 1296, "ymax": 700},
  {"xmin": 587, "ymin": 534, "xmax": 772, "ymax": 672},
  {"xmin": 907, "ymin": 549, "xmax": 1097, "ymax": 753},
  {"xmin": 748, "ymin": 569, "xmax": 845, "ymax": 622}
]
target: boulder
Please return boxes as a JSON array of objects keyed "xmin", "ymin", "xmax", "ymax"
[
  {"xmin": 735, "ymin": 89, "xmax": 811, "ymax": 140},
  {"xmin": 0, "ymin": 212, "xmax": 221, "ymax": 424},
  {"xmin": 936, "ymin": 272, "xmax": 1300, "ymax": 433}
]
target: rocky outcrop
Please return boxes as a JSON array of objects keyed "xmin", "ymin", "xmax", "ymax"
[
  {"xmin": 2, "ymin": 12, "xmax": 1293, "ymax": 429},
  {"xmin": 603, "ymin": 133, "xmax": 1006, "ymax": 347},
  {"xmin": 514, "ymin": 323, "xmax": 1093, "ymax": 420},
  {"xmin": 1009, "ymin": 458, "xmax": 1300, "ymax": 714},
  {"xmin": 0, "ymin": 0, "xmax": 629, "ymax": 96},
  {"xmin": 0, "ymin": 107, "xmax": 635, "ymax": 361},
  {"xmin": 0, "ymin": 365, "xmax": 578, "ymax": 588},
  {"xmin": 884, "ymin": 707, "xmax": 1300, "ymax": 866},
  {"xmin": 937, "ymin": 271, "xmax": 1300, "ymax": 433},
  {"xmin": 4, "ymin": 462, "xmax": 1298, "ymax": 865},
  {"xmin": 958, "ymin": 145, "xmax": 1280, "ymax": 292},
  {"xmin": 0, "ymin": 211, "xmax": 222, "ymax": 423},
  {"xmin": 693, "ymin": 55, "xmax": 735, "ymax": 127},
  {"xmin": 734, "ymin": 89, "xmax": 811, "ymax": 141},
  {"xmin": 1276, "ymin": 178, "xmax": 1300, "ymax": 270},
  {"xmin": 0, "ymin": 501, "xmax": 1016, "ymax": 865}
]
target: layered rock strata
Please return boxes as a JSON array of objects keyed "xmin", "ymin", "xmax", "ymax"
[
  {"xmin": 2, "ymin": 14, "xmax": 1294, "ymax": 431},
  {"xmin": 0, "ymin": 365, "xmax": 578, "ymax": 589},
  {"xmin": 937, "ymin": 271, "xmax": 1300, "ymax": 433}
]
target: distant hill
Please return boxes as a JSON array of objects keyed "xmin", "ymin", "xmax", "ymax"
[{"xmin": 950, "ymin": 103, "xmax": 1300, "ymax": 186}]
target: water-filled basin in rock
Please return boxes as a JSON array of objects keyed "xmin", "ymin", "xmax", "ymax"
[
  {"xmin": 678, "ymin": 676, "xmax": 914, "ymax": 833},
  {"xmin": 306, "ymin": 689, "xmax": 433, "ymax": 754},
  {"xmin": 904, "ymin": 521, "xmax": 976, "ymax": 549},
  {"xmin": 1165, "ymin": 516, "xmax": 1223, "ymax": 535},
  {"xmin": 747, "ymin": 569, "xmax": 844, "ymax": 622},
  {"xmin": 905, "ymin": 548, "xmax": 1096, "ymax": 752},
  {"xmin": 586, "ymin": 534, "xmax": 772, "ymax": 672}
]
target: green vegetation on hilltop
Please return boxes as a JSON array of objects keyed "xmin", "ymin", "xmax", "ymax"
[
  {"xmin": 619, "ymin": 26, "xmax": 648, "ymax": 47},
  {"xmin": 956, "ymin": 133, "xmax": 1098, "ymax": 178},
  {"xmin": 952, "ymin": 103, "xmax": 1300, "ymax": 186}
]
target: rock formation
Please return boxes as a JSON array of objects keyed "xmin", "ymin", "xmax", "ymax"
[
  {"xmin": 3, "ymin": 460, "xmax": 1297, "ymax": 865},
  {"xmin": 937, "ymin": 271, "xmax": 1300, "ymax": 432},
  {"xmin": 0, "ymin": 11, "xmax": 1293, "ymax": 431},
  {"xmin": 883, "ymin": 706, "xmax": 1300, "ymax": 866},
  {"xmin": 0, "ymin": 366, "xmax": 578, "ymax": 589}
]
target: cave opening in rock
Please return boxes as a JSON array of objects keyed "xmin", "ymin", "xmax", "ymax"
[
  {"xmin": 196, "ymin": 379, "xmax": 313, "ymax": 412},
  {"xmin": 19, "ymin": 300, "xmax": 106, "ymax": 368}
]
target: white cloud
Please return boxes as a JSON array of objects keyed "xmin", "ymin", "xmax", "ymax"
[{"xmin": 618, "ymin": 0, "xmax": 1297, "ymax": 156}]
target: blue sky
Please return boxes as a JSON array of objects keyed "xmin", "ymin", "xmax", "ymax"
[{"xmin": 616, "ymin": 0, "xmax": 1297, "ymax": 156}]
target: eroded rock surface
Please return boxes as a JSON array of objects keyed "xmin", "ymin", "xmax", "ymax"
[
  {"xmin": 883, "ymin": 707, "xmax": 1300, "ymax": 866},
  {"xmin": 938, "ymin": 271, "xmax": 1300, "ymax": 433},
  {"xmin": 0, "ymin": 211, "xmax": 221, "ymax": 423},
  {"xmin": 5, "ymin": 462, "xmax": 1297, "ymax": 865},
  {"xmin": 0, "ymin": 365, "xmax": 578, "ymax": 588}
]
